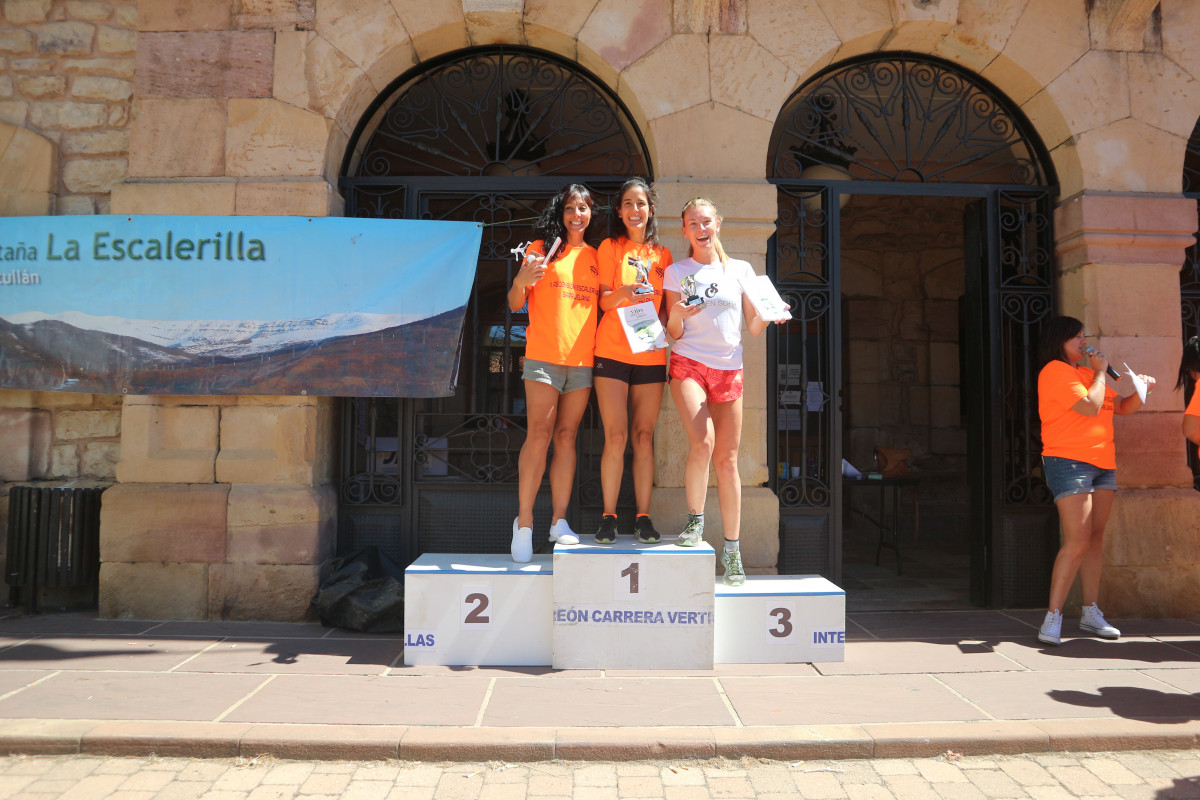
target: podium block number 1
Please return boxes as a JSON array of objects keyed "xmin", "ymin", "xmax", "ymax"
[
  {"xmin": 461, "ymin": 584, "xmax": 492, "ymax": 630},
  {"xmin": 614, "ymin": 561, "xmax": 640, "ymax": 599},
  {"xmin": 766, "ymin": 601, "xmax": 797, "ymax": 644}
]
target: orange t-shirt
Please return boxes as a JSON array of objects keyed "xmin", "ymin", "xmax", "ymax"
[
  {"xmin": 1186, "ymin": 377, "xmax": 1200, "ymax": 459},
  {"xmin": 1038, "ymin": 360, "xmax": 1117, "ymax": 469},
  {"xmin": 593, "ymin": 237, "xmax": 673, "ymax": 366},
  {"xmin": 523, "ymin": 239, "xmax": 600, "ymax": 367}
]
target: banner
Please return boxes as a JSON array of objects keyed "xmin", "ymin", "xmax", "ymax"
[{"xmin": 0, "ymin": 215, "xmax": 482, "ymax": 397}]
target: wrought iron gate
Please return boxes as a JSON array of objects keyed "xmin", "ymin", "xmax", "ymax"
[
  {"xmin": 768, "ymin": 53, "xmax": 1058, "ymax": 606},
  {"xmin": 337, "ymin": 47, "xmax": 650, "ymax": 564}
]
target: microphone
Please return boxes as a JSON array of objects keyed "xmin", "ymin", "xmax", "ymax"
[{"xmin": 1082, "ymin": 344, "xmax": 1122, "ymax": 381}]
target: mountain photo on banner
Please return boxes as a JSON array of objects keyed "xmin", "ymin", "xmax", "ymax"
[{"xmin": 0, "ymin": 216, "xmax": 482, "ymax": 397}]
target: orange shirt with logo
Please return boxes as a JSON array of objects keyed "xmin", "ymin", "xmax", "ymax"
[
  {"xmin": 523, "ymin": 239, "xmax": 600, "ymax": 367},
  {"xmin": 1038, "ymin": 360, "xmax": 1117, "ymax": 469},
  {"xmin": 1186, "ymin": 377, "xmax": 1200, "ymax": 459},
  {"xmin": 593, "ymin": 237, "xmax": 673, "ymax": 366}
]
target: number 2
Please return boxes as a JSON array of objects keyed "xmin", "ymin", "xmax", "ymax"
[{"xmin": 464, "ymin": 592, "xmax": 490, "ymax": 624}]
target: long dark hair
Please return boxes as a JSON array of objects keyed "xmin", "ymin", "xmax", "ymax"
[
  {"xmin": 614, "ymin": 177, "xmax": 660, "ymax": 246},
  {"xmin": 533, "ymin": 183, "xmax": 594, "ymax": 262},
  {"xmin": 1177, "ymin": 335, "xmax": 1200, "ymax": 391},
  {"xmin": 1038, "ymin": 315, "xmax": 1083, "ymax": 367}
]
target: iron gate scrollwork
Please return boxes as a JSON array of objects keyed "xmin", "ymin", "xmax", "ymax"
[
  {"xmin": 770, "ymin": 54, "xmax": 1048, "ymax": 186},
  {"xmin": 770, "ymin": 185, "xmax": 837, "ymax": 575},
  {"xmin": 338, "ymin": 47, "xmax": 651, "ymax": 563},
  {"xmin": 996, "ymin": 190, "xmax": 1055, "ymax": 508}
]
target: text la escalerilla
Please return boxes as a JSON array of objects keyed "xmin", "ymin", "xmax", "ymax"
[{"xmin": 29, "ymin": 231, "xmax": 267, "ymax": 262}]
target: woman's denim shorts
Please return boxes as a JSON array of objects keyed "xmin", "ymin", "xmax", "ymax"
[{"xmin": 1042, "ymin": 456, "xmax": 1117, "ymax": 503}]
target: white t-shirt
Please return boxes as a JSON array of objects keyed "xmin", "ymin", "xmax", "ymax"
[{"xmin": 664, "ymin": 256, "xmax": 756, "ymax": 370}]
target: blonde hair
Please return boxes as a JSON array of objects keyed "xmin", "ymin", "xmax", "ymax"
[{"xmin": 681, "ymin": 197, "xmax": 728, "ymax": 266}]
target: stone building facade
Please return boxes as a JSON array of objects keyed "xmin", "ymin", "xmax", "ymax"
[{"xmin": 1, "ymin": 0, "xmax": 1199, "ymax": 620}]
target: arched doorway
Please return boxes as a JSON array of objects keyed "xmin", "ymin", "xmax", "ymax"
[
  {"xmin": 1181, "ymin": 118, "xmax": 1200, "ymax": 491},
  {"xmin": 766, "ymin": 53, "xmax": 1058, "ymax": 610},
  {"xmin": 337, "ymin": 47, "xmax": 651, "ymax": 564}
]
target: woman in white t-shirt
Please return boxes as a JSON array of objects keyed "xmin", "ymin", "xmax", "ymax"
[{"xmin": 663, "ymin": 197, "xmax": 785, "ymax": 585}]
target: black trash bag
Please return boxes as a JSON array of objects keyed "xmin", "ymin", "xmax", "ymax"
[{"xmin": 311, "ymin": 546, "xmax": 405, "ymax": 633}]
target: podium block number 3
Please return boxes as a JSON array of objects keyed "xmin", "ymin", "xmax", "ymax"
[
  {"xmin": 767, "ymin": 602, "xmax": 796, "ymax": 644},
  {"xmin": 614, "ymin": 561, "xmax": 640, "ymax": 599},
  {"xmin": 461, "ymin": 584, "xmax": 492, "ymax": 630}
]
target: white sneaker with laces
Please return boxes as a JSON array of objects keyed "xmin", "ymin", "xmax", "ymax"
[
  {"xmin": 1079, "ymin": 603, "xmax": 1120, "ymax": 639},
  {"xmin": 548, "ymin": 518, "xmax": 579, "ymax": 545},
  {"xmin": 1038, "ymin": 609, "xmax": 1062, "ymax": 646},
  {"xmin": 511, "ymin": 517, "xmax": 533, "ymax": 563}
]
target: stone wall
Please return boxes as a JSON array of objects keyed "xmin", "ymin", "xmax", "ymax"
[
  {"xmin": 0, "ymin": 388, "xmax": 122, "ymax": 575},
  {"xmin": 98, "ymin": 394, "xmax": 336, "ymax": 621},
  {"xmin": 0, "ymin": 0, "xmax": 135, "ymax": 215}
]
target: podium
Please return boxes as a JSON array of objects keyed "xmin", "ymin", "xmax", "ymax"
[
  {"xmin": 402, "ymin": 553, "xmax": 553, "ymax": 666},
  {"xmin": 552, "ymin": 541, "xmax": 715, "ymax": 670},
  {"xmin": 401, "ymin": 548, "xmax": 846, "ymax": 668},
  {"xmin": 714, "ymin": 575, "xmax": 845, "ymax": 663}
]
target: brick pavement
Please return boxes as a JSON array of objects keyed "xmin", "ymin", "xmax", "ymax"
[{"xmin": 2, "ymin": 750, "xmax": 1200, "ymax": 799}]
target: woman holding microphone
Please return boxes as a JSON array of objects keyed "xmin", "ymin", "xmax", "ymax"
[{"xmin": 1037, "ymin": 316, "xmax": 1155, "ymax": 645}]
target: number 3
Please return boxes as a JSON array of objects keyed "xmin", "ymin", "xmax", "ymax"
[{"xmin": 768, "ymin": 606, "xmax": 793, "ymax": 639}]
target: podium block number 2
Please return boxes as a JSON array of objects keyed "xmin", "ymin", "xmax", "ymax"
[
  {"xmin": 766, "ymin": 601, "xmax": 797, "ymax": 644},
  {"xmin": 614, "ymin": 561, "xmax": 640, "ymax": 599},
  {"xmin": 461, "ymin": 584, "xmax": 492, "ymax": 630}
]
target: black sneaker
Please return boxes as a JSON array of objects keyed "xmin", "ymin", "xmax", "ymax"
[
  {"xmin": 593, "ymin": 514, "xmax": 618, "ymax": 544},
  {"xmin": 633, "ymin": 515, "xmax": 660, "ymax": 544}
]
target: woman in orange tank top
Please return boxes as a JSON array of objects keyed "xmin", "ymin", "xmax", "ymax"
[
  {"xmin": 1035, "ymin": 316, "xmax": 1155, "ymax": 646},
  {"xmin": 1178, "ymin": 336, "xmax": 1200, "ymax": 462},
  {"xmin": 591, "ymin": 178, "xmax": 672, "ymax": 545},
  {"xmin": 506, "ymin": 184, "xmax": 600, "ymax": 562}
]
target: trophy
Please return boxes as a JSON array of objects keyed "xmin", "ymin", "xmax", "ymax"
[
  {"xmin": 510, "ymin": 237, "xmax": 560, "ymax": 284},
  {"xmin": 681, "ymin": 274, "xmax": 705, "ymax": 307},
  {"xmin": 630, "ymin": 256, "xmax": 653, "ymax": 295}
]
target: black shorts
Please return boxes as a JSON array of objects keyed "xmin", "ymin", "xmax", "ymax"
[{"xmin": 593, "ymin": 356, "xmax": 667, "ymax": 386}]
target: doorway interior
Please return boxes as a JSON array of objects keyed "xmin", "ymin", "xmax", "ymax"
[{"xmin": 838, "ymin": 193, "xmax": 973, "ymax": 612}]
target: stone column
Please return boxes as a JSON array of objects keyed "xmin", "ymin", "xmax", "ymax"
[
  {"xmin": 1053, "ymin": 192, "xmax": 1200, "ymax": 616},
  {"xmin": 649, "ymin": 181, "xmax": 781, "ymax": 575}
]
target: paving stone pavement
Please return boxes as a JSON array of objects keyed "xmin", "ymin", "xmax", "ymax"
[{"xmin": 1, "ymin": 750, "xmax": 1200, "ymax": 800}]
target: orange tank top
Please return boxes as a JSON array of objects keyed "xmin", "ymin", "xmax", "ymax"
[
  {"xmin": 593, "ymin": 237, "xmax": 672, "ymax": 366},
  {"xmin": 522, "ymin": 240, "xmax": 600, "ymax": 367}
]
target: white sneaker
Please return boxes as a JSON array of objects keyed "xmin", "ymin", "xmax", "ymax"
[
  {"xmin": 511, "ymin": 517, "xmax": 533, "ymax": 563},
  {"xmin": 1038, "ymin": 609, "xmax": 1062, "ymax": 646},
  {"xmin": 548, "ymin": 518, "xmax": 579, "ymax": 545},
  {"xmin": 1079, "ymin": 603, "xmax": 1120, "ymax": 639}
]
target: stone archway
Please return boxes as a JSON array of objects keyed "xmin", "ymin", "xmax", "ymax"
[
  {"xmin": 336, "ymin": 46, "xmax": 653, "ymax": 564},
  {"xmin": 767, "ymin": 52, "xmax": 1058, "ymax": 609}
]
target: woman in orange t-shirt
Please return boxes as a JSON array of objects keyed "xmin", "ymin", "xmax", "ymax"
[
  {"xmin": 591, "ymin": 178, "xmax": 673, "ymax": 545},
  {"xmin": 1177, "ymin": 336, "xmax": 1200, "ymax": 460},
  {"xmin": 506, "ymin": 184, "xmax": 600, "ymax": 562},
  {"xmin": 1035, "ymin": 315, "xmax": 1155, "ymax": 646}
]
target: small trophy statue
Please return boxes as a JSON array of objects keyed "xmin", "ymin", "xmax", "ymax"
[
  {"xmin": 630, "ymin": 256, "xmax": 653, "ymax": 295},
  {"xmin": 682, "ymin": 274, "xmax": 705, "ymax": 307}
]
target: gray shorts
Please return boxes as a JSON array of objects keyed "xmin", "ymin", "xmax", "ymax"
[{"xmin": 522, "ymin": 359, "xmax": 592, "ymax": 393}]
